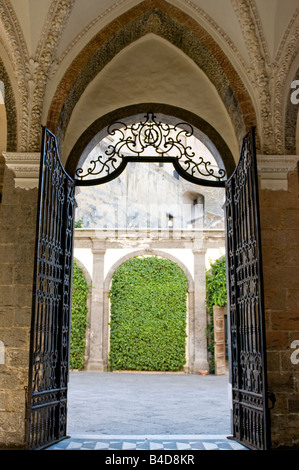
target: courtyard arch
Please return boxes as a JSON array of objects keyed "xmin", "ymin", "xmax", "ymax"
[
  {"xmin": 27, "ymin": 115, "xmax": 270, "ymax": 450},
  {"xmin": 102, "ymin": 250, "xmax": 194, "ymax": 373},
  {"xmin": 46, "ymin": 1, "xmax": 256, "ymax": 156},
  {"xmin": 1, "ymin": 0, "xmax": 298, "ymax": 452},
  {"xmin": 108, "ymin": 255, "xmax": 189, "ymax": 372}
]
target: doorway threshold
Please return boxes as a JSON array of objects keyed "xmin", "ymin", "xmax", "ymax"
[{"xmin": 45, "ymin": 434, "xmax": 248, "ymax": 450}]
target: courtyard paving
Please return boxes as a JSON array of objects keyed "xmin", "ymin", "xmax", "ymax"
[{"xmin": 46, "ymin": 371, "xmax": 248, "ymax": 450}]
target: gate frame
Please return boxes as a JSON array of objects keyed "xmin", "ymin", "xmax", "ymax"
[
  {"xmin": 26, "ymin": 120, "xmax": 271, "ymax": 450},
  {"xmin": 225, "ymin": 127, "xmax": 271, "ymax": 450},
  {"xmin": 26, "ymin": 127, "xmax": 75, "ymax": 450}
]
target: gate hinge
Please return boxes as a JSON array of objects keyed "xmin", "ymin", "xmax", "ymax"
[{"xmin": 267, "ymin": 390, "xmax": 276, "ymax": 410}]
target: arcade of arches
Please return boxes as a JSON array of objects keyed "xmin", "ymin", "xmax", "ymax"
[
  {"xmin": 0, "ymin": 0, "xmax": 299, "ymax": 450},
  {"xmin": 73, "ymin": 229, "xmax": 226, "ymax": 374}
]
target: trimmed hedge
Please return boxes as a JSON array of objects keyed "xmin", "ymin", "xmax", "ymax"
[
  {"xmin": 205, "ymin": 256, "xmax": 227, "ymax": 373},
  {"xmin": 70, "ymin": 260, "xmax": 90, "ymax": 370},
  {"xmin": 108, "ymin": 256, "xmax": 188, "ymax": 371}
]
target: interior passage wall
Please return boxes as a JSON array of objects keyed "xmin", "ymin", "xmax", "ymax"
[
  {"xmin": 0, "ymin": 167, "xmax": 37, "ymax": 448},
  {"xmin": 260, "ymin": 168, "xmax": 299, "ymax": 449}
]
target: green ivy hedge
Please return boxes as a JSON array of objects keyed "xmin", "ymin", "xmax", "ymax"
[
  {"xmin": 70, "ymin": 260, "xmax": 90, "ymax": 370},
  {"xmin": 206, "ymin": 256, "xmax": 227, "ymax": 373},
  {"xmin": 109, "ymin": 256, "xmax": 188, "ymax": 371}
]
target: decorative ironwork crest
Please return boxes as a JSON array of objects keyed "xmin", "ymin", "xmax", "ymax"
[{"xmin": 75, "ymin": 112, "xmax": 226, "ymax": 187}]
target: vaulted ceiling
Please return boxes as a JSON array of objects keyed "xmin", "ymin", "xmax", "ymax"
[
  {"xmin": 0, "ymin": 0, "xmax": 298, "ymax": 160},
  {"xmin": 6, "ymin": 0, "xmax": 299, "ymax": 62}
]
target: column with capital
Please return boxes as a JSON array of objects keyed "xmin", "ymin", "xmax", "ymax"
[
  {"xmin": 192, "ymin": 245, "xmax": 209, "ymax": 373},
  {"xmin": 86, "ymin": 243, "xmax": 106, "ymax": 371}
]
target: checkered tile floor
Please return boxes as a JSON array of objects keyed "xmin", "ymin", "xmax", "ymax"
[{"xmin": 46, "ymin": 434, "xmax": 248, "ymax": 451}]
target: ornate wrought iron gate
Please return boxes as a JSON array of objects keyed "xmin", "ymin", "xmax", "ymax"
[
  {"xmin": 26, "ymin": 127, "xmax": 75, "ymax": 450},
  {"xmin": 225, "ymin": 128, "xmax": 270, "ymax": 450},
  {"xmin": 26, "ymin": 118, "xmax": 270, "ymax": 450}
]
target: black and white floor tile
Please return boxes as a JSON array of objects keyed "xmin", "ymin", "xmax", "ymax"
[{"xmin": 46, "ymin": 434, "xmax": 248, "ymax": 451}]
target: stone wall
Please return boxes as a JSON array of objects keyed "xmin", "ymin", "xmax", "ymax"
[
  {"xmin": 0, "ymin": 165, "xmax": 37, "ymax": 448},
  {"xmin": 75, "ymin": 160, "xmax": 225, "ymax": 230},
  {"xmin": 260, "ymin": 167, "xmax": 299, "ymax": 448}
]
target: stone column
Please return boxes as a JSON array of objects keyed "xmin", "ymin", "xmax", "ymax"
[
  {"xmin": 86, "ymin": 242, "xmax": 106, "ymax": 371},
  {"xmin": 192, "ymin": 245, "xmax": 209, "ymax": 372}
]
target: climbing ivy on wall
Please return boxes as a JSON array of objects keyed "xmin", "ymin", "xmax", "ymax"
[
  {"xmin": 70, "ymin": 260, "xmax": 90, "ymax": 370},
  {"xmin": 109, "ymin": 256, "xmax": 188, "ymax": 371},
  {"xmin": 206, "ymin": 256, "xmax": 227, "ymax": 373}
]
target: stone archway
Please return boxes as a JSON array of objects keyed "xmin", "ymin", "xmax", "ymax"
[
  {"xmin": 46, "ymin": 0, "xmax": 256, "ymax": 156},
  {"xmin": 0, "ymin": 61, "xmax": 18, "ymax": 202},
  {"xmin": 0, "ymin": 58, "xmax": 17, "ymax": 152},
  {"xmin": 86, "ymin": 249, "xmax": 196, "ymax": 373},
  {"xmin": 27, "ymin": 115, "xmax": 270, "ymax": 450}
]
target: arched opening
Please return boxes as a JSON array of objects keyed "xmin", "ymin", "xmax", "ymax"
[
  {"xmin": 108, "ymin": 255, "xmax": 189, "ymax": 372},
  {"xmin": 182, "ymin": 191, "xmax": 204, "ymax": 229},
  {"xmin": 66, "ymin": 104, "xmax": 236, "ymax": 181},
  {"xmin": 26, "ymin": 2, "xmax": 268, "ymax": 451},
  {"xmin": 100, "ymin": 249, "xmax": 195, "ymax": 375},
  {"xmin": 63, "ymin": 110, "xmax": 231, "ymax": 443},
  {"xmin": 47, "ymin": 2, "xmax": 257, "ymax": 153},
  {"xmin": 28, "ymin": 111, "xmax": 269, "ymax": 450}
]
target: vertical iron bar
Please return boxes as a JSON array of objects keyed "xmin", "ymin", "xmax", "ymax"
[
  {"xmin": 225, "ymin": 127, "xmax": 270, "ymax": 450},
  {"xmin": 27, "ymin": 127, "xmax": 75, "ymax": 450}
]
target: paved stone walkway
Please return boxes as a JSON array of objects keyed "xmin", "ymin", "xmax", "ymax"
[
  {"xmin": 66, "ymin": 371, "xmax": 232, "ymax": 435},
  {"xmin": 46, "ymin": 371, "xmax": 248, "ymax": 451}
]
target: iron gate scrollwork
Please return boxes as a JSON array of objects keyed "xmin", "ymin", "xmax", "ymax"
[
  {"xmin": 26, "ymin": 127, "xmax": 75, "ymax": 450},
  {"xmin": 26, "ymin": 121, "xmax": 270, "ymax": 450},
  {"xmin": 225, "ymin": 128, "xmax": 270, "ymax": 450},
  {"xmin": 75, "ymin": 112, "xmax": 227, "ymax": 187}
]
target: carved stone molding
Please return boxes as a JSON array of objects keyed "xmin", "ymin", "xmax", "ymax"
[
  {"xmin": 2, "ymin": 152, "xmax": 40, "ymax": 189},
  {"xmin": 3, "ymin": 152, "xmax": 297, "ymax": 192},
  {"xmin": 231, "ymin": 0, "xmax": 299, "ymax": 155},
  {"xmin": 231, "ymin": 0, "xmax": 274, "ymax": 154},
  {"xmin": 0, "ymin": 0, "xmax": 74, "ymax": 152},
  {"xmin": 48, "ymin": 0, "xmax": 253, "ymax": 149},
  {"xmin": 257, "ymin": 154, "xmax": 299, "ymax": 190}
]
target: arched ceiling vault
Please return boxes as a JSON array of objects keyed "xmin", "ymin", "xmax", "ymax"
[
  {"xmin": 0, "ymin": 0, "xmax": 298, "ymax": 154},
  {"xmin": 47, "ymin": 0, "xmax": 256, "ymax": 164},
  {"xmin": 62, "ymin": 33, "xmax": 240, "ymax": 171}
]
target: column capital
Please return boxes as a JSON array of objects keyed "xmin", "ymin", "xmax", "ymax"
[
  {"xmin": 257, "ymin": 154, "xmax": 299, "ymax": 191},
  {"xmin": 192, "ymin": 245, "xmax": 207, "ymax": 255},
  {"xmin": 91, "ymin": 240, "xmax": 106, "ymax": 255},
  {"xmin": 2, "ymin": 152, "xmax": 40, "ymax": 189}
]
